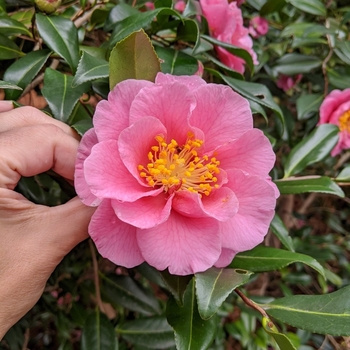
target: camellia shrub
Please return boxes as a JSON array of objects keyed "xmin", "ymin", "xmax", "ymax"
[{"xmin": 1, "ymin": 0, "xmax": 350, "ymax": 349}]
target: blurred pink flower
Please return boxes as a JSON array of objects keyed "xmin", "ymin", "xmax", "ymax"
[
  {"xmin": 276, "ymin": 74, "xmax": 302, "ymax": 92},
  {"xmin": 144, "ymin": 1, "xmax": 155, "ymax": 10},
  {"xmin": 232, "ymin": 0, "xmax": 245, "ymax": 5},
  {"xmin": 195, "ymin": 60, "xmax": 204, "ymax": 77},
  {"xmin": 249, "ymin": 16, "xmax": 268, "ymax": 38},
  {"xmin": 319, "ymin": 88, "xmax": 350, "ymax": 156},
  {"xmin": 200, "ymin": 0, "xmax": 258, "ymax": 74},
  {"xmin": 175, "ymin": 0, "xmax": 186, "ymax": 11},
  {"xmin": 75, "ymin": 73, "xmax": 278, "ymax": 275}
]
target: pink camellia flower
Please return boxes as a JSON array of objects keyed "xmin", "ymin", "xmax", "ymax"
[
  {"xmin": 319, "ymin": 88, "xmax": 350, "ymax": 156},
  {"xmin": 276, "ymin": 74, "xmax": 302, "ymax": 92},
  {"xmin": 249, "ymin": 16, "xmax": 269, "ymax": 38},
  {"xmin": 75, "ymin": 73, "xmax": 278, "ymax": 276},
  {"xmin": 200, "ymin": 0, "xmax": 258, "ymax": 74},
  {"xmin": 175, "ymin": 0, "xmax": 186, "ymax": 12}
]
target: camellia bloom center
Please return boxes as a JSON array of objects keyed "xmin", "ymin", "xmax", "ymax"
[
  {"xmin": 339, "ymin": 110, "xmax": 350, "ymax": 133},
  {"xmin": 138, "ymin": 132, "xmax": 220, "ymax": 196}
]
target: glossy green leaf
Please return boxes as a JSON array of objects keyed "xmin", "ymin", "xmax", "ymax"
[
  {"xmin": 4, "ymin": 49, "xmax": 51, "ymax": 100},
  {"xmin": 230, "ymin": 246, "xmax": 325, "ymax": 279},
  {"xmin": 109, "ymin": 8, "xmax": 181, "ymax": 49},
  {"xmin": 201, "ymin": 34, "xmax": 253, "ymax": 73},
  {"xmin": 72, "ymin": 51, "xmax": 108, "ymax": 87},
  {"xmin": 195, "ymin": 268, "xmax": 252, "ymax": 320},
  {"xmin": 275, "ymin": 176, "xmax": 345, "ymax": 197},
  {"xmin": 273, "ymin": 54, "xmax": 321, "ymax": 75},
  {"xmin": 68, "ymin": 102, "xmax": 93, "ymax": 136},
  {"xmin": 0, "ymin": 80, "xmax": 22, "ymax": 90},
  {"xmin": 160, "ymin": 270, "xmax": 192, "ymax": 306},
  {"xmin": 334, "ymin": 41, "xmax": 350, "ymax": 65},
  {"xmin": 328, "ymin": 67, "xmax": 350, "ymax": 90},
  {"xmin": 261, "ymin": 285, "xmax": 350, "ymax": 336},
  {"xmin": 101, "ymin": 274, "xmax": 161, "ymax": 315},
  {"xmin": 284, "ymin": 124, "xmax": 339, "ymax": 177},
  {"xmin": 155, "ymin": 46, "xmax": 198, "ymax": 76},
  {"xmin": 116, "ymin": 317, "xmax": 175, "ymax": 349},
  {"xmin": 11, "ymin": 8, "xmax": 34, "ymax": 26},
  {"xmin": 42, "ymin": 68, "xmax": 90, "ymax": 122},
  {"xmin": 260, "ymin": 0, "xmax": 286, "ymax": 15},
  {"xmin": 36, "ymin": 13, "xmax": 80, "ymax": 73},
  {"xmin": 204, "ymin": 59, "xmax": 243, "ymax": 80},
  {"xmin": 262, "ymin": 317, "xmax": 297, "ymax": 350},
  {"xmin": 105, "ymin": 3, "xmax": 140, "ymax": 31},
  {"xmin": 287, "ymin": 0, "xmax": 326, "ymax": 16},
  {"xmin": 336, "ymin": 165, "xmax": 350, "ymax": 182},
  {"xmin": 81, "ymin": 310, "xmax": 116, "ymax": 350},
  {"xmin": 270, "ymin": 214, "xmax": 295, "ymax": 252},
  {"xmin": 166, "ymin": 279, "xmax": 216, "ymax": 350},
  {"xmin": 218, "ymin": 74, "xmax": 284, "ymax": 126},
  {"xmin": 0, "ymin": 14, "xmax": 31, "ymax": 36},
  {"xmin": 296, "ymin": 93, "xmax": 323, "ymax": 120},
  {"xmin": 109, "ymin": 29, "xmax": 160, "ymax": 89},
  {"xmin": 177, "ymin": 19, "xmax": 200, "ymax": 52},
  {"xmin": 0, "ymin": 32, "xmax": 24, "ymax": 59}
]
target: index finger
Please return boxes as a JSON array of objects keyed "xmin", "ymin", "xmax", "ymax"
[{"xmin": 0, "ymin": 105, "xmax": 80, "ymax": 140}]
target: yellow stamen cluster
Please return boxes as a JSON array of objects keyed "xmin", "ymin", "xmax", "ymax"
[
  {"xmin": 138, "ymin": 132, "xmax": 220, "ymax": 196},
  {"xmin": 339, "ymin": 110, "xmax": 350, "ymax": 133}
]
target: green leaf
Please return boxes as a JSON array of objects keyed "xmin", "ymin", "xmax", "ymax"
[
  {"xmin": 11, "ymin": 8, "xmax": 34, "ymax": 27},
  {"xmin": 109, "ymin": 29, "xmax": 160, "ymax": 89},
  {"xmin": 109, "ymin": 8, "xmax": 181, "ymax": 49},
  {"xmin": 0, "ymin": 80, "xmax": 22, "ymax": 90},
  {"xmin": 260, "ymin": 0, "xmax": 286, "ymax": 15},
  {"xmin": 177, "ymin": 19, "xmax": 200, "ymax": 53},
  {"xmin": 155, "ymin": 46, "xmax": 199, "ymax": 75},
  {"xmin": 273, "ymin": 54, "xmax": 321, "ymax": 75},
  {"xmin": 4, "ymin": 49, "xmax": 51, "ymax": 100},
  {"xmin": 275, "ymin": 176, "xmax": 345, "ymax": 197},
  {"xmin": 72, "ymin": 51, "xmax": 108, "ymax": 87},
  {"xmin": 296, "ymin": 93, "xmax": 323, "ymax": 120},
  {"xmin": 261, "ymin": 285, "xmax": 350, "ymax": 336},
  {"xmin": 334, "ymin": 41, "xmax": 350, "ymax": 65},
  {"xmin": 230, "ymin": 246, "xmax": 325, "ymax": 279},
  {"xmin": 166, "ymin": 279, "xmax": 216, "ymax": 350},
  {"xmin": 42, "ymin": 68, "xmax": 90, "ymax": 122},
  {"xmin": 270, "ymin": 214, "xmax": 295, "ymax": 252},
  {"xmin": 160, "ymin": 270, "xmax": 192, "ymax": 306},
  {"xmin": 217, "ymin": 74, "xmax": 284, "ymax": 126},
  {"xmin": 195, "ymin": 268, "xmax": 252, "ymax": 320},
  {"xmin": 336, "ymin": 165, "xmax": 350, "ymax": 182},
  {"xmin": 262, "ymin": 317, "xmax": 297, "ymax": 350},
  {"xmin": 287, "ymin": 0, "xmax": 326, "ymax": 16},
  {"xmin": 0, "ymin": 32, "xmax": 24, "ymax": 59},
  {"xmin": 36, "ymin": 13, "xmax": 80, "ymax": 73},
  {"xmin": 116, "ymin": 317, "xmax": 175, "ymax": 349},
  {"xmin": 0, "ymin": 13, "xmax": 31, "ymax": 36},
  {"xmin": 81, "ymin": 310, "xmax": 116, "ymax": 350},
  {"xmin": 201, "ymin": 34, "xmax": 254, "ymax": 73},
  {"xmin": 328, "ymin": 67, "xmax": 350, "ymax": 90},
  {"xmin": 284, "ymin": 124, "xmax": 339, "ymax": 177},
  {"xmin": 101, "ymin": 274, "xmax": 161, "ymax": 315}
]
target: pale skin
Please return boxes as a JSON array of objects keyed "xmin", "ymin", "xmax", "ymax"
[{"xmin": 0, "ymin": 101, "xmax": 95, "ymax": 340}]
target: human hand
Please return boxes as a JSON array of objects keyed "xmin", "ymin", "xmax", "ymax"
[{"xmin": 0, "ymin": 102, "xmax": 95, "ymax": 339}]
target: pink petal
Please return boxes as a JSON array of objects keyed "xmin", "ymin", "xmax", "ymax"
[
  {"xmin": 111, "ymin": 194, "xmax": 172, "ymax": 229},
  {"xmin": 190, "ymin": 84, "xmax": 253, "ymax": 152},
  {"xmin": 75, "ymin": 129, "xmax": 101, "ymax": 206},
  {"xmin": 172, "ymin": 187, "xmax": 238, "ymax": 221},
  {"xmin": 155, "ymin": 72, "xmax": 206, "ymax": 90},
  {"xmin": 118, "ymin": 117, "xmax": 167, "ymax": 183},
  {"xmin": 214, "ymin": 248, "xmax": 236, "ymax": 267},
  {"xmin": 84, "ymin": 140, "xmax": 162, "ymax": 202},
  {"xmin": 89, "ymin": 199, "xmax": 144, "ymax": 268},
  {"xmin": 93, "ymin": 79, "xmax": 153, "ymax": 142},
  {"xmin": 200, "ymin": 0, "xmax": 231, "ymax": 36},
  {"xmin": 319, "ymin": 88, "xmax": 350, "ymax": 124},
  {"xmin": 137, "ymin": 211, "xmax": 221, "ymax": 275},
  {"xmin": 220, "ymin": 169, "xmax": 276, "ymax": 254},
  {"xmin": 216, "ymin": 129, "xmax": 275, "ymax": 176},
  {"xmin": 129, "ymin": 82, "xmax": 196, "ymax": 146}
]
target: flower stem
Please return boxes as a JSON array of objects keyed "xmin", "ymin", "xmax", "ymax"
[{"xmin": 235, "ymin": 288, "xmax": 268, "ymax": 318}]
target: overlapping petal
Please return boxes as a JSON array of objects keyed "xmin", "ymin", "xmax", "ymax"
[
  {"xmin": 90, "ymin": 199, "xmax": 144, "ymax": 267},
  {"xmin": 137, "ymin": 211, "xmax": 221, "ymax": 275}
]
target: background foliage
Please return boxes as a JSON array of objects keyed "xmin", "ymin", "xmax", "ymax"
[{"xmin": 1, "ymin": 0, "xmax": 350, "ymax": 348}]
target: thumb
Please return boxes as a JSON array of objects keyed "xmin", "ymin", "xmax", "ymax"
[{"xmin": 43, "ymin": 197, "xmax": 96, "ymax": 258}]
